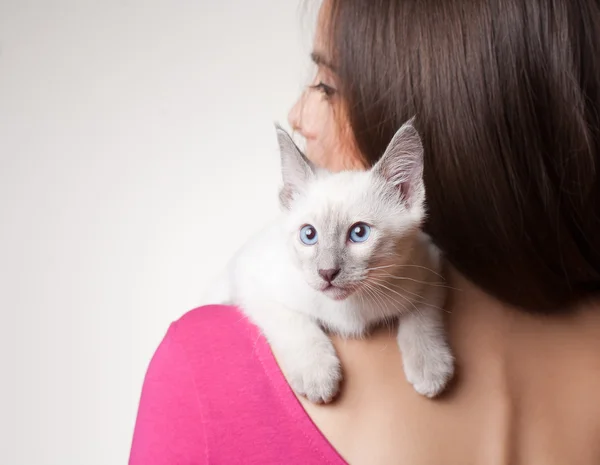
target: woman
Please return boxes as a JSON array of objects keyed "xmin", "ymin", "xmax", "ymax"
[{"xmin": 130, "ymin": 1, "xmax": 600, "ymax": 463}]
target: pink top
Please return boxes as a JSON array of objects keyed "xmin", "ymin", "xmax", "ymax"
[{"xmin": 129, "ymin": 305, "xmax": 348, "ymax": 465}]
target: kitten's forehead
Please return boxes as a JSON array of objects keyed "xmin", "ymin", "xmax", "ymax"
[
  {"xmin": 305, "ymin": 171, "xmax": 374, "ymax": 213},
  {"xmin": 287, "ymin": 168, "xmax": 414, "ymax": 235},
  {"xmin": 286, "ymin": 171, "xmax": 381, "ymax": 231}
]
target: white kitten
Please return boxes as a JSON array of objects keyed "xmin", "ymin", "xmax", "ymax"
[{"xmin": 209, "ymin": 119, "xmax": 454, "ymax": 403}]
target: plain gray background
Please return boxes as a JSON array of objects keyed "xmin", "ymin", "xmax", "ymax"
[{"xmin": 0, "ymin": 1, "xmax": 313, "ymax": 463}]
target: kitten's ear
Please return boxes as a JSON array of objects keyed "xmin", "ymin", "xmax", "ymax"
[
  {"xmin": 275, "ymin": 124, "xmax": 315, "ymax": 209},
  {"xmin": 372, "ymin": 117, "xmax": 425, "ymax": 210}
]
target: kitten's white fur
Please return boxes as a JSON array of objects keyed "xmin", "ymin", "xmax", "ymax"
[{"xmin": 208, "ymin": 120, "xmax": 454, "ymax": 403}]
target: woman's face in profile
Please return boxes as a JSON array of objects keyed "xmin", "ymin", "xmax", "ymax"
[{"xmin": 287, "ymin": 3, "xmax": 364, "ymax": 173}]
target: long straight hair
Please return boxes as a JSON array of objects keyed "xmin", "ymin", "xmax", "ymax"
[{"xmin": 325, "ymin": 0, "xmax": 600, "ymax": 312}]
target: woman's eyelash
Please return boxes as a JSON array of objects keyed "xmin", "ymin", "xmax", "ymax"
[{"xmin": 310, "ymin": 81, "xmax": 336, "ymax": 98}]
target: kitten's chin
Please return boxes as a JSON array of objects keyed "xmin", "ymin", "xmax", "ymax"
[{"xmin": 320, "ymin": 284, "xmax": 354, "ymax": 301}]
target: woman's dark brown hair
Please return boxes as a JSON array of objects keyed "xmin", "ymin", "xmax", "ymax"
[{"xmin": 325, "ymin": 0, "xmax": 600, "ymax": 313}]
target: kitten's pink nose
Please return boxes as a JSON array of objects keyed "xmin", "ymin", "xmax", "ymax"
[{"xmin": 318, "ymin": 268, "xmax": 340, "ymax": 283}]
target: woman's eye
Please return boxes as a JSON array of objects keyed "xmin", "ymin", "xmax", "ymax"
[
  {"xmin": 300, "ymin": 224, "xmax": 318, "ymax": 245},
  {"xmin": 310, "ymin": 81, "xmax": 336, "ymax": 98},
  {"xmin": 348, "ymin": 223, "xmax": 371, "ymax": 243}
]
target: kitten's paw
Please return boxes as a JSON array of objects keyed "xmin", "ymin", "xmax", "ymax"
[
  {"xmin": 403, "ymin": 345, "xmax": 454, "ymax": 398},
  {"xmin": 286, "ymin": 348, "xmax": 342, "ymax": 404}
]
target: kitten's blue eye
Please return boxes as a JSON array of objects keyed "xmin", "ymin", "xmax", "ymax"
[
  {"xmin": 300, "ymin": 225, "xmax": 318, "ymax": 245},
  {"xmin": 349, "ymin": 223, "xmax": 371, "ymax": 243}
]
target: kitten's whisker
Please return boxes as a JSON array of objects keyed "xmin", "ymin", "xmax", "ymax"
[
  {"xmin": 367, "ymin": 279, "xmax": 422, "ymax": 316},
  {"xmin": 362, "ymin": 282, "xmax": 392, "ymax": 321},
  {"xmin": 373, "ymin": 272, "xmax": 460, "ymax": 291},
  {"xmin": 356, "ymin": 287, "xmax": 371, "ymax": 317},
  {"xmin": 367, "ymin": 276, "xmax": 426, "ymax": 302},
  {"xmin": 363, "ymin": 281, "xmax": 410, "ymax": 317},
  {"xmin": 367, "ymin": 280, "xmax": 447, "ymax": 314},
  {"xmin": 366, "ymin": 263, "xmax": 445, "ymax": 279},
  {"xmin": 362, "ymin": 282, "xmax": 398, "ymax": 324},
  {"xmin": 365, "ymin": 264, "xmax": 403, "ymax": 271},
  {"xmin": 367, "ymin": 289, "xmax": 410, "ymax": 322}
]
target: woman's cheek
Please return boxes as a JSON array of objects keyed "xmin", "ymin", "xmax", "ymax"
[
  {"xmin": 289, "ymin": 89, "xmax": 365, "ymax": 172},
  {"xmin": 321, "ymin": 121, "xmax": 366, "ymax": 172}
]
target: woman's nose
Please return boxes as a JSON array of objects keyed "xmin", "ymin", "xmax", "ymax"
[{"xmin": 288, "ymin": 92, "xmax": 305, "ymax": 133}]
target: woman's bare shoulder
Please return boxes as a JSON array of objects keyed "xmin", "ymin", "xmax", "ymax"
[{"xmin": 298, "ymin": 274, "xmax": 600, "ymax": 465}]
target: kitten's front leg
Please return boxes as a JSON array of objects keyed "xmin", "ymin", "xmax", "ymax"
[
  {"xmin": 397, "ymin": 286, "xmax": 454, "ymax": 398},
  {"xmin": 247, "ymin": 304, "xmax": 342, "ymax": 403}
]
